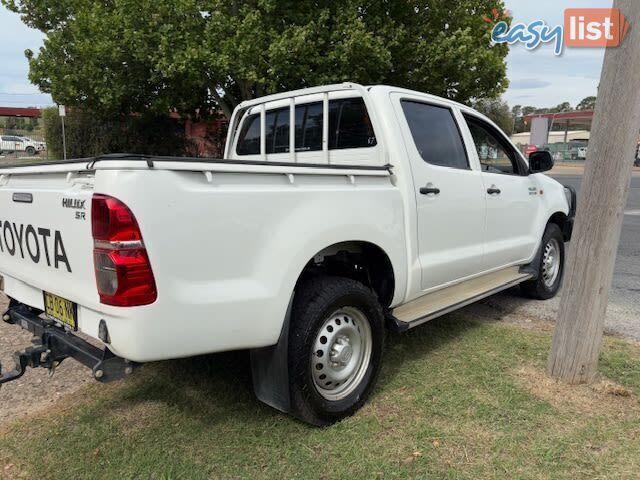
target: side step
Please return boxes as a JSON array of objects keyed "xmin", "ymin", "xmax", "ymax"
[{"xmin": 389, "ymin": 267, "xmax": 532, "ymax": 332}]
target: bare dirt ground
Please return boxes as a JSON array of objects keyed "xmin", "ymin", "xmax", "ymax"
[{"xmin": 0, "ymin": 294, "xmax": 91, "ymax": 426}]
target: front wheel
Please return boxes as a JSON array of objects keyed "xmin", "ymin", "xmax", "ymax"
[
  {"xmin": 288, "ymin": 275, "xmax": 385, "ymax": 426},
  {"xmin": 25, "ymin": 146, "xmax": 36, "ymax": 156},
  {"xmin": 521, "ymin": 223, "xmax": 565, "ymax": 300}
]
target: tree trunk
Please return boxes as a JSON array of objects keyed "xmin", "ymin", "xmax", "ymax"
[
  {"xmin": 548, "ymin": 0, "xmax": 640, "ymax": 383},
  {"xmin": 211, "ymin": 88, "xmax": 233, "ymax": 120}
]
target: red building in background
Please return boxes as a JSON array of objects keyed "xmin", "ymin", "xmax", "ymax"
[{"xmin": 0, "ymin": 107, "xmax": 42, "ymax": 118}]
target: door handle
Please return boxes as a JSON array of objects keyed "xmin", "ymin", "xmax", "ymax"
[
  {"xmin": 420, "ymin": 186, "xmax": 440, "ymax": 195},
  {"xmin": 487, "ymin": 186, "xmax": 501, "ymax": 195}
]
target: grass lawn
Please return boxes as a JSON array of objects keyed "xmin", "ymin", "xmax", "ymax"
[{"xmin": 1, "ymin": 313, "xmax": 640, "ymax": 479}]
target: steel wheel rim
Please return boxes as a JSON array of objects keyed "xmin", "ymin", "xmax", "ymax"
[
  {"xmin": 311, "ymin": 307, "xmax": 373, "ymax": 401},
  {"xmin": 542, "ymin": 238, "xmax": 561, "ymax": 288}
]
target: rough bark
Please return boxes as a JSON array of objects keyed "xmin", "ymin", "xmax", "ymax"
[{"xmin": 547, "ymin": 0, "xmax": 640, "ymax": 383}]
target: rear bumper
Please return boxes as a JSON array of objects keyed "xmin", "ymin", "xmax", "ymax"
[
  {"xmin": 2, "ymin": 272, "xmax": 285, "ymax": 362},
  {"xmin": 0, "ymin": 298, "xmax": 135, "ymax": 386}
]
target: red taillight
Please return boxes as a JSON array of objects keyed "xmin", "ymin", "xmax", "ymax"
[
  {"xmin": 91, "ymin": 194, "xmax": 157, "ymax": 306},
  {"xmin": 92, "ymin": 194, "xmax": 142, "ymax": 242}
]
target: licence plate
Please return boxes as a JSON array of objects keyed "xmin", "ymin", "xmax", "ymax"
[{"xmin": 43, "ymin": 291, "xmax": 78, "ymax": 331}]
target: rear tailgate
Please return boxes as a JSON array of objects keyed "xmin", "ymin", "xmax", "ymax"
[{"xmin": 0, "ymin": 168, "xmax": 97, "ymax": 311}]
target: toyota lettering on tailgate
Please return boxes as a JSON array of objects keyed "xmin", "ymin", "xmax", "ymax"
[{"xmin": 0, "ymin": 221, "xmax": 71, "ymax": 272}]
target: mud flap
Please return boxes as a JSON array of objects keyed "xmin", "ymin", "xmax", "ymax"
[{"xmin": 249, "ymin": 295, "xmax": 293, "ymax": 414}]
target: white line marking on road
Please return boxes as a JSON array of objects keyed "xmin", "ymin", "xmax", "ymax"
[{"xmin": 625, "ymin": 210, "xmax": 640, "ymax": 216}]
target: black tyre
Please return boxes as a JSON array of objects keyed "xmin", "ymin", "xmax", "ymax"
[
  {"xmin": 25, "ymin": 146, "xmax": 36, "ymax": 156},
  {"xmin": 288, "ymin": 275, "xmax": 385, "ymax": 426},
  {"xmin": 521, "ymin": 223, "xmax": 565, "ymax": 300}
]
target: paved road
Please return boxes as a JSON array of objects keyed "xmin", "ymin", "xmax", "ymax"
[
  {"xmin": 558, "ymin": 174, "xmax": 640, "ymax": 321},
  {"xmin": 476, "ymin": 174, "xmax": 640, "ymax": 340}
]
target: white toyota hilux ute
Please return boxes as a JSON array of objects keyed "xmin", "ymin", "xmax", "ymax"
[{"xmin": 0, "ymin": 84, "xmax": 575, "ymax": 425}]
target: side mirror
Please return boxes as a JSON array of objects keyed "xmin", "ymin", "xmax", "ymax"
[{"xmin": 529, "ymin": 150, "xmax": 554, "ymax": 174}]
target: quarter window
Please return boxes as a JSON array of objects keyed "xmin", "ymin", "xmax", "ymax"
[{"xmin": 401, "ymin": 101, "xmax": 468, "ymax": 170}]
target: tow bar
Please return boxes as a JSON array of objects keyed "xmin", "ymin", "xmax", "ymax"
[{"xmin": 0, "ymin": 299, "xmax": 135, "ymax": 388}]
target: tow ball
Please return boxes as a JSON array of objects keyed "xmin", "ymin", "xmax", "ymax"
[
  {"xmin": 0, "ymin": 344, "xmax": 56, "ymax": 391},
  {"xmin": 0, "ymin": 300, "xmax": 137, "ymax": 389}
]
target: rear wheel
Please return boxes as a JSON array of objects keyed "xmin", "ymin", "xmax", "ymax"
[
  {"xmin": 521, "ymin": 223, "xmax": 565, "ymax": 300},
  {"xmin": 288, "ymin": 275, "xmax": 385, "ymax": 426}
]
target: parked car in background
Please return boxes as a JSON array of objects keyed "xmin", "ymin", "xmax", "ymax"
[
  {"xmin": 570, "ymin": 145, "xmax": 587, "ymax": 160},
  {"xmin": 569, "ymin": 141, "xmax": 587, "ymax": 160},
  {"xmin": 0, "ymin": 135, "xmax": 43, "ymax": 156},
  {"xmin": 19, "ymin": 136, "xmax": 46, "ymax": 153}
]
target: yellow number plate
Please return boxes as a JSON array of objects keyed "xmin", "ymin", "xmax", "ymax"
[{"xmin": 43, "ymin": 291, "xmax": 77, "ymax": 331}]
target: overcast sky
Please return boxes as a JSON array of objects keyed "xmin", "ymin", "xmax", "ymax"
[
  {"xmin": 0, "ymin": 7, "xmax": 51, "ymax": 108},
  {"xmin": 0, "ymin": 1, "xmax": 612, "ymax": 110},
  {"xmin": 503, "ymin": 0, "xmax": 610, "ymax": 108}
]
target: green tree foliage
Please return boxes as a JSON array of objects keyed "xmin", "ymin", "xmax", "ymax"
[
  {"xmin": 473, "ymin": 97, "xmax": 513, "ymax": 135},
  {"xmin": 550, "ymin": 101, "xmax": 571, "ymax": 113},
  {"xmin": 576, "ymin": 96, "xmax": 596, "ymax": 111},
  {"xmin": 4, "ymin": 0, "xmax": 509, "ymax": 119},
  {"xmin": 41, "ymin": 108, "xmax": 189, "ymax": 159}
]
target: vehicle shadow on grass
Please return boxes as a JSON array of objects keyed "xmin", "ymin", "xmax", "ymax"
[{"xmin": 105, "ymin": 314, "xmax": 488, "ymax": 429}]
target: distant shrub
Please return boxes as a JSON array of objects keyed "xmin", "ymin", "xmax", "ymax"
[{"xmin": 42, "ymin": 108, "xmax": 190, "ymax": 159}]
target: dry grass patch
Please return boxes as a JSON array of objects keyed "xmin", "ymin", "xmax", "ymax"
[
  {"xmin": 0, "ymin": 452, "xmax": 30, "ymax": 480},
  {"xmin": 107, "ymin": 399, "xmax": 167, "ymax": 434},
  {"xmin": 514, "ymin": 365, "xmax": 637, "ymax": 417}
]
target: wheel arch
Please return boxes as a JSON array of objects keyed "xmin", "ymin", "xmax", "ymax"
[
  {"xmin": 294, "ymin": 240, "xmax": 396, "ymax": 309},
  {"xmin": 547, "ymin": 211, "xmax": 573, "ymax": 241}
]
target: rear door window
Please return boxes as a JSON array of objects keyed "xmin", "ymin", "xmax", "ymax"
[{"xmin": 401, "ymin": 100, "xmax": 468, "ymax": 170}]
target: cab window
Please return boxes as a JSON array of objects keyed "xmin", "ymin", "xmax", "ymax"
[
  {"xmin": 236, "ymin": 114, "xmax": 261, "ymax": 155},
  {"xmin": 236, "ymin": 98, "xmax": 376, "ymax": 155},
  {"xmin": 328, "ymin": 98, "xmax": 376, "ymax": 149},
  {"xmin": 464, "ymin": 115, "xmax": 520, "ymax": 175}
]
